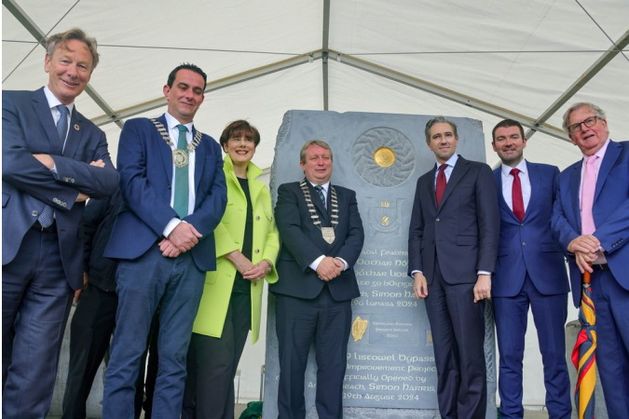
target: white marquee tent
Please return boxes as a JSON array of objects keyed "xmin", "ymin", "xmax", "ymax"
[{"xmin": 3, "ymin": 0, "xmax": 629, "ymax": 408}]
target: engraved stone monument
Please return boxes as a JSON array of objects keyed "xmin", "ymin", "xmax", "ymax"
[{"xmin": 264, "ymin": 110, "xmax": 497, "ymax": 418}]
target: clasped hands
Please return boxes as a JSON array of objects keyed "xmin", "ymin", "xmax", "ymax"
[
  {"xmin": 227, "ymin": 251, "xmax": 272, "ymax": 281},
  {"xmin": 316, "ymin": 256, "xmax": 344, "ymax": 282},
  {"xmin": 568, "ymin": 234, "xmax": 602, "ymax": 273},
  {"xmin": 159, "ymin": 222, "xmax": 202, "ymax": 258}
]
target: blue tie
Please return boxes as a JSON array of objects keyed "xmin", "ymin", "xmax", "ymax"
[
  {"xmin": 315, "ymin": 185, "xmax": 326, "ymax": 208},
  {"xmin": 56, "ymin": 105, "xmax": 69, "ymax": 150},
  {"xmin": 173, "ymin": 125, "xmax": 189, "ymax": 218}
]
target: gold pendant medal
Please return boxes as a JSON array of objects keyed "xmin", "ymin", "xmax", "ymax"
[
  {"xmin": 173, "ymin": 149, "xmax": 189, "ymax": 168},
  {"xmin": 321, "ymin": 227, "xmax": 336, "ymax": 244}
]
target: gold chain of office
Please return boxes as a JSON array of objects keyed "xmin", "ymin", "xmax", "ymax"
[{"xmin": 151, "ymin": 118, "xmax": 203, "ymax": 168}]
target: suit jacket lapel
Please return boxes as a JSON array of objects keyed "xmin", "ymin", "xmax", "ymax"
[
  {"xmin": 523, "ymin": 162, "xmax": 538, "ymax": 221},
  {"xmin": 494, "ymin": 168, "xmax": 512, "ymax": 219},
  {"xmin": 438, "ymin": 157, "xmax": 469, "ymax": 212},
  {"xmin": 62, "ymin": 108, "xmax": 83, "ymax": 158},
  {"xmin": 193, "ymin": 127, "xmax": 206, "ymax": 196},
  {"xmin": 595, "ymin": 140, "xmax": 620, "ymax": 204},
  {"xmin": 32, "ymin": 88, "xmax": 61, "ymax": 151},
  {"xmin": 156, "ymin": 114, "xmax": 174, "ymax": 183},
  {"xmin": 569, "ymin": 162, "xmax": 582, "ymax": 231}
]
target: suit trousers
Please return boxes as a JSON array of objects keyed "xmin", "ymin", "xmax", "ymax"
[
  {"xmin": 590, "ymin": 268, "xmax": 629, "ymax": 418},
  {"xmin": 62, "ymin": 284, "xmax": 160, "ymax": 419},
  {"xmin": 103, "ymin": 246, "xmax": 204, "ymax": 419},
  {"xmin": 62, "ymin": 284, "xmax": 118, "ymax": 419},
  {"xmin": 182, "ymin": 292, "xmax": 251, "ymax": 419},
  {"xmin": 275, "ymin": 287, "xmax": 352, "ymax": 419},
  {"xmin": 2, "ymin": 227, "xmax": 74, "ymax": 419},
  {"xmin": 493, "ymin": 276, "xmax": 571, "ymax": 419},
  {"xmin": 424, "ymin": 260, "xmax": 487, "ymax": 419}
]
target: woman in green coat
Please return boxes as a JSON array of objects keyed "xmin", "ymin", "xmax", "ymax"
[{"xmin": 183, "ymin": 120, "xmax": 279, "ymax": 419}]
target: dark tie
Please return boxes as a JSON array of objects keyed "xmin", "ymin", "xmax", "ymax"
[
  {"xmin": 173, "ymin": 125, "xmax": 189, "ymax": 218},
  {"xmin": 314, "ymin": 185, "xmax": 326, "ymax": 208},
  {"xmin": 510, "ymin": 168, "xmax": 525, "ymax": 222},
  {"xmin": 435, "ymin": 164, "xmax": 447, "ymax": 206},
  {"xmin": 56, "ymin": 105, "xmax": 69, "ymax": 150}
]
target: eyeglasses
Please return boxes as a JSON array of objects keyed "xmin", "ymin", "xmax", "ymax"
[{"xmin": 567, "ymin": 116, "xmax": 602, "ymax": 134}]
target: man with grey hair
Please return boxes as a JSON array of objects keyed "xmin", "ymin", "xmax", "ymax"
[
  {"xmin": 270, "ymin": 140, "xmax": 364, "ymax": 419},
  {"xmin": 551, "ymin": 102, "xmax": 629, "ymax": 417},
  {"xmin": 408, "ymin": 116, "xmax": 499, "ymax": 418},
  {"xmin": 2, "ymin": 28, "xmax": 119, "ymax": 418}
]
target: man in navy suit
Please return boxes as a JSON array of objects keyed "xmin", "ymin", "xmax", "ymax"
[
  {"xmin": 103, "ymin": 63, "xmax": 227, "ymax": 418},
  {"xmin": 408, "ymin": 116, "xmax": 499, "ymax": 419},
  {"xmin": 551, "ymin": 102, "xmax": 629, "ymax": 417},
  {"xmin": 491, "ymin": 119, "xmax": 571, "ymax": 418},
  {"xmin": 2, "ymin": 28, "xmax": 119, "ymax": 418},
  {"xmin": 270, "ymin": 140, "xmax": 364, "ymax": 419}
]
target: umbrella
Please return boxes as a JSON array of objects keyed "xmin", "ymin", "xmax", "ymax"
[{"xmin": 571, "ymin": 271, "xmax": 597, "ymax": 419}]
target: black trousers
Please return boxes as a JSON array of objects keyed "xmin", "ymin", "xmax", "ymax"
[
  {"xmin": 275, "ymin": 287, "xmax": 352, "ymax": 419},
  {"xmin": 61, "ymin": 285, "xmax": 159, "ymax": 419},
  {"xmin": 424, "ymin": 260, "xmax": 487, "ymax": 419},
  {"xmin": 182, "ymin": 292, "xmax": 251, "ymax": 419}
]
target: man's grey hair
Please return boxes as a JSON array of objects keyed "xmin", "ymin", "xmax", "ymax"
[
  {"xmin": 562, "ymin": 102, "xmax": 606, "ymax": 132},
  {"xmin": 424, "ymin": 116, "xmax": 458, "ymax": 143},
  {"xmin": 46, "ymin": 28, "xmax": 99, "ymax": 69},
  {"xmin": 299, "ymin": 140, "xmax": 333, "ymax": 163}
]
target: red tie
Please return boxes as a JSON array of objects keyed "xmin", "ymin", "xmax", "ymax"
[
  {"xmin": 510, "ymin": 168, "xmax": 525, "ymax": 222},
  {"xmin": 435, "ymin": 164, "xmax": 447, "ymax": 206}
]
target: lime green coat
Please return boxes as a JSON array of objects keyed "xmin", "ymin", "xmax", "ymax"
[{"xmin": 192, "ymin": 156, "xmax": 279, "ymax": 343}]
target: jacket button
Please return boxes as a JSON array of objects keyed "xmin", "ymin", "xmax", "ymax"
[
  {"xmin": 256, "ymin": 215, "xmax": 261, "ymax": 220},
  {"xmin": 255, "ymin": 249, "xmax": 260, "ymax": 253}
]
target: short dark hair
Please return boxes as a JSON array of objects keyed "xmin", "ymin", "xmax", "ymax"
[
  {"xmin": 424, "ymin": 116, "xmax": 458, "ymax": 143},
  {"xmin": 46, "ymin": 28, "xmax": 99, "ymax": 69},
  {"xmin": 492, "ymin": 119, "xmax": 525, "ymax": 142},
  {"xmin": 166, "ymin": 63, "xmax": 207, "ymax": 87},
  {"xmin": 219, "ymin": 120, "xmax": 260, "ymax": 148}
]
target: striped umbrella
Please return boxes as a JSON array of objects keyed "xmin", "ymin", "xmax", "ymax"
[{"xmin": 571, "ymin": 271, "xmax": 597, "ymax": 419}]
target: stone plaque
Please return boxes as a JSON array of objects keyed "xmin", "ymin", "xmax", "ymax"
[{"xmin": 264, "ymin": 110, "xmax": 496, "ymax": 418}]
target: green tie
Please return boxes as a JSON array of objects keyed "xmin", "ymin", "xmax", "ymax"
[{"xmin": 173, "ymin": 124, "xmax": 189, "ymax": 218}]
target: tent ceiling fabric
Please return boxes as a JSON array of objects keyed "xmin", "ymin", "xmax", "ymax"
[{"xmin": 3, "ymin": 0, "xmax": 629, "ymax": 173}]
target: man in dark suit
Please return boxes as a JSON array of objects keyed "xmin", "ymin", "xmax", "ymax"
[
  {"xmin": 270, "ymin": 140, "xmax": 365, "ymax": 419},
  {"xmin": 408, "ymin": 116, "xmax": 499, "ymax": 419},
  {"xmin": 551, "ymin": 102, "xmax": 629, "ymax": 418},
  {"xmin": 490, "ymin": 119, "xmax": 571, "ymax": 418},
  {"xmin": 62, "ymin": 191, "xmax": 123, "ymax": 419},
  {"xmin": 102, "ymin": 63, "xmax": 227, "ymax": 418},
  {"xmin": 61, "ymin": 190, "xmax": 159, "ymax": 419},
  {"xmin": 2, "ymin": 28, "xmax": 119, "ymax": 418}
]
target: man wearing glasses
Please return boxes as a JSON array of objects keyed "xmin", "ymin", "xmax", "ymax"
[{"xmin": 551, "ymin": 102, "xmax": 629, "ymax": 417}]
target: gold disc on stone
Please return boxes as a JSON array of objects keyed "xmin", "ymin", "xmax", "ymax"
[{"xmin": 373, "ymin": 146, "xmax": 396, "ymax": 168}]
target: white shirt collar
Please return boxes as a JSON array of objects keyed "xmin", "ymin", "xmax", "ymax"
[
  {"xmin": 164, "ymin": 112, "xmax": 193, "ymax": 133},
  {"xmin": 43, "ymin": 86, "xmax": 74, "ymax": 114},
  {"xmin": 309, "ymin": 180, "xmax": 330, "ymax": 191},
  {"xmin": 501, "ymin": 159, "xmax": 527, "ymax": 176},
  {"xmin": 437, "ymin": 153, "xmax": 459, "ymax": 169}
]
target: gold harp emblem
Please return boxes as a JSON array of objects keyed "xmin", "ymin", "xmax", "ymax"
[{"xmin": 351, "ymin": 315, "xmax": 368, "ymax": 342}]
